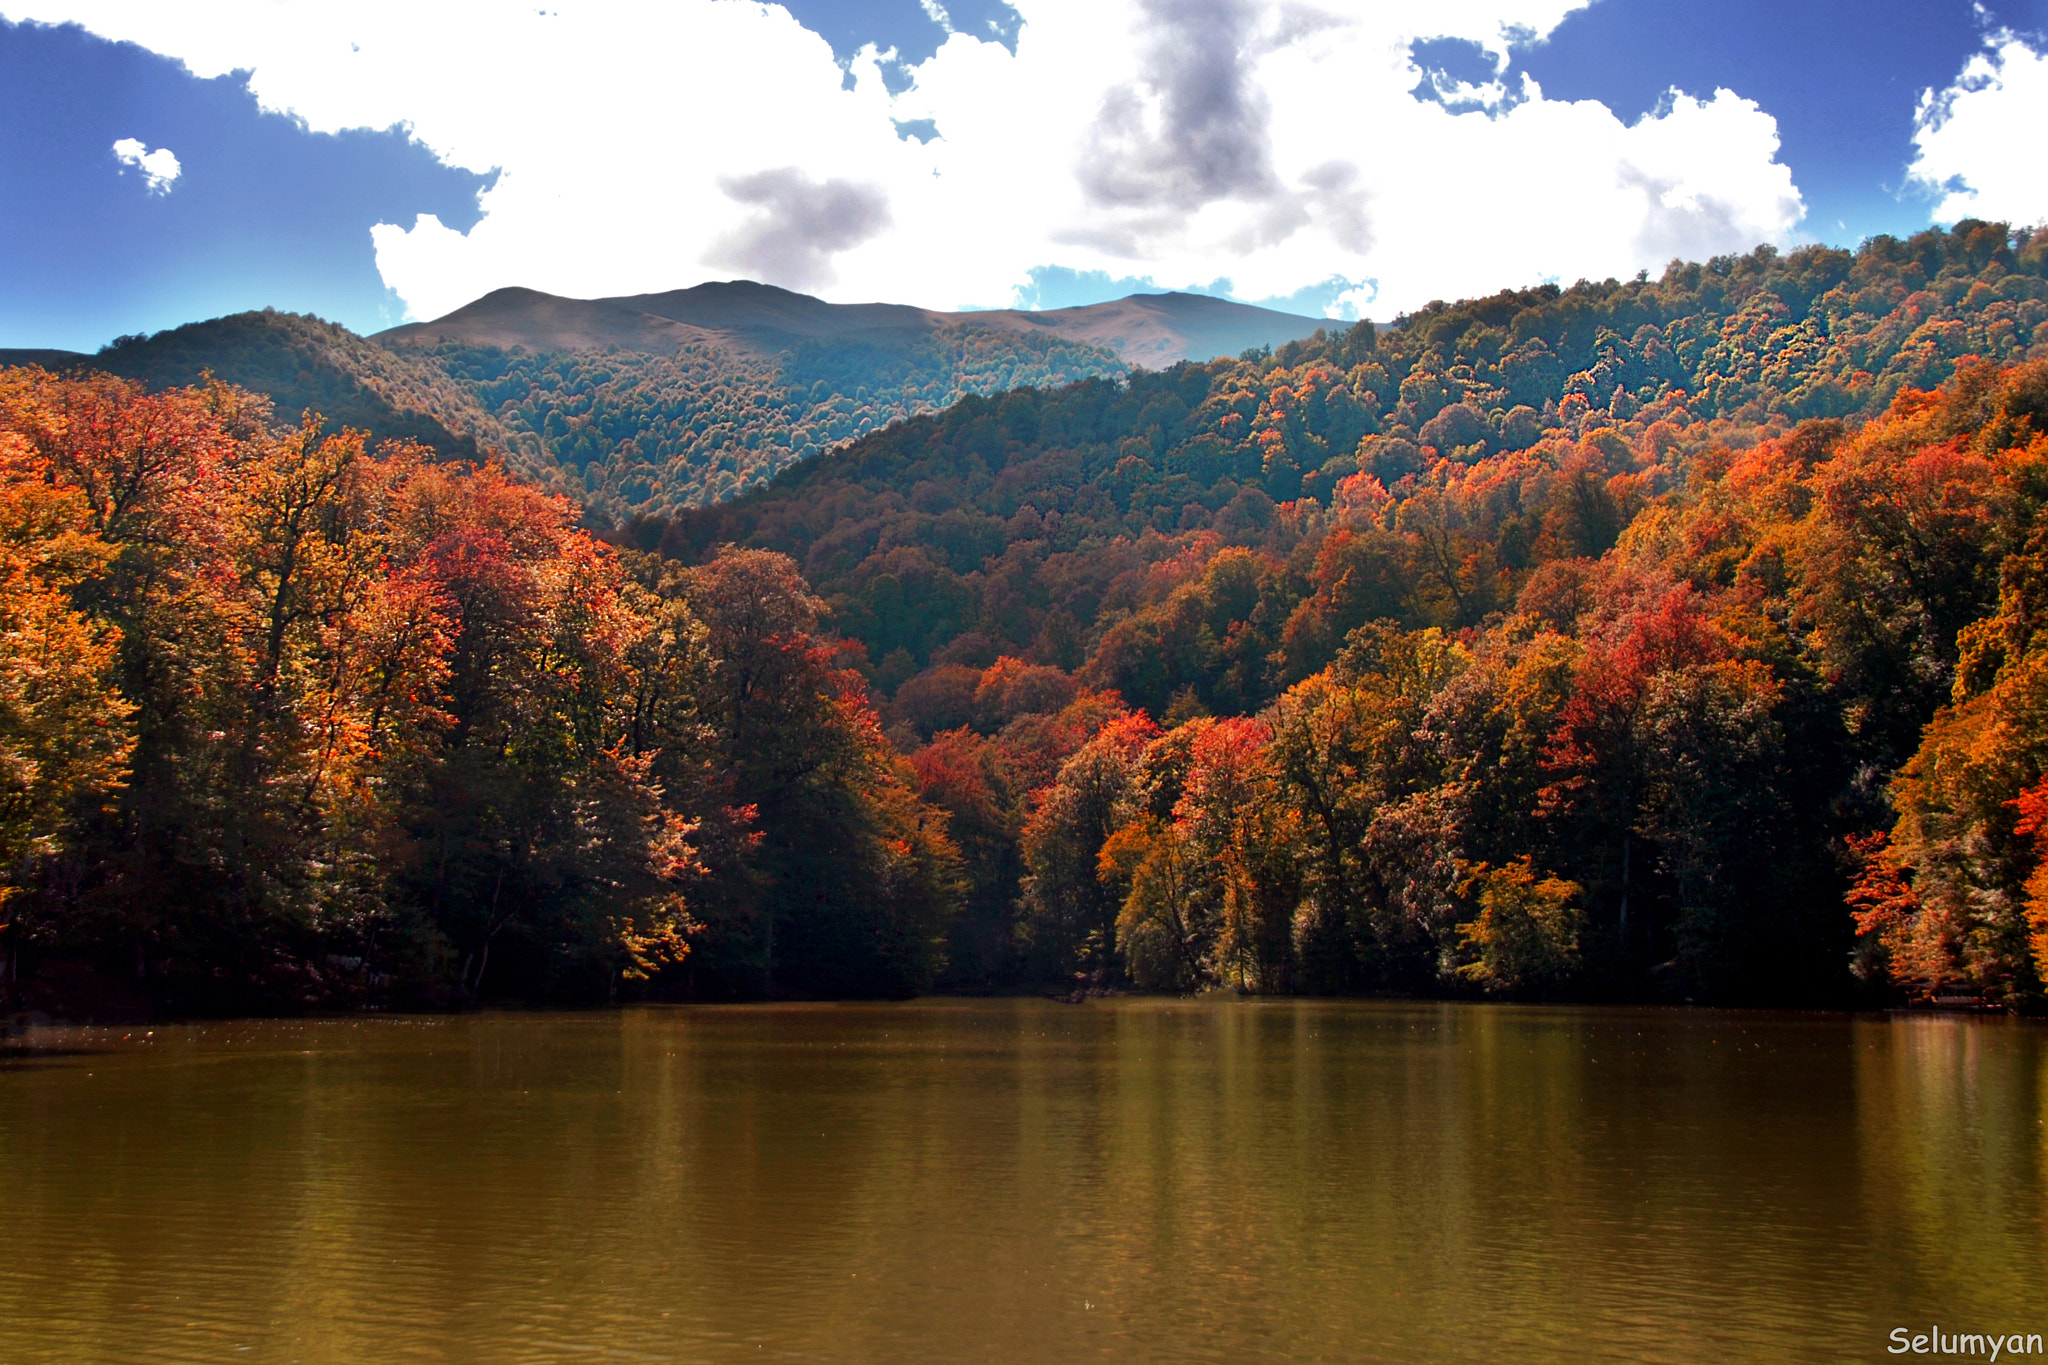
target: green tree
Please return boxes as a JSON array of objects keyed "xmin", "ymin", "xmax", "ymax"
[{"xmin": 1455, "ymin": 859, "xmax": 1583, "ymax": 996}]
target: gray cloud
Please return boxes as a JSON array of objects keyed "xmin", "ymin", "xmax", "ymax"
[
  {"xmin": 1619, "ymin": 164, "xmax": 1763, "ymax": 266},
  {"xmin": 1079, "ymin": 0, "xmax": 1278, "ymax": 212},
  {"xmin": 1054, "ymin": 210, "xmax": 1189, "ymax": 258},
  {"xmin": 1300, "ymin": 160, "xmax": 1372, "ymax": 254},
  {"xmin": 1267, "ymin": 3, "xmax": 1343, "ymax": 52},
  {"xmin": 1218, "ymin": 161, "xmax": 1372, "ymax": 257},
  {"xmin": 706, "ymin": 169, "xmax": 891, "ymax": 291}
]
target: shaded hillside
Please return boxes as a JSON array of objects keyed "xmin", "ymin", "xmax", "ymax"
[
  {"xmin": 4, "ymin": 300, "xmax": 1126, "ymax": 517},
  {"xmin": 378, "ymin": 279, "xmax": 1328, "ymax": 368},
  {"xmin": 416, "ymin": 322, "xmax": 1131, "ymax": 516},
  {"xmin": 646, "ymin": 222, "xmax": 2048, "ymax": 712},
  {"xmin": 10, "ymin": 285, "xmax": 1331, "ymax": 524},
  {"xmin": 79, "ymin": 311, "xmax": 529, "ymax": 472},
  {"xmin": 377, "ymin": 281, "xmax": 1328, "ymax": 519},
  {"xmin": 0, "ymin": 348, "xmax": 85, "ymax": 369}
]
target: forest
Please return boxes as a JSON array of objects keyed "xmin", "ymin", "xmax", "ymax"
[
  {"xmin": 418, "ymin": 321, "xmax": 1129, "ymax": 520},
  {"xmin": 85, "ymin": 311, "xmax": 530, "ymax": 472},
  {"xmin": 2, "ymin": 220, "xmax": 2045, "ymax": 1014},
  {"xmin": 0, "ymin": 368, "xmax": 959, "ymax": 1012},
  {"xmin": 12, "ymin": 305, "xmax": 1134, "ymax": 527}
]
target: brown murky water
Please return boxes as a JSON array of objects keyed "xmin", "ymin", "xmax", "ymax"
[{"xmin": 1, "ymin": 1000, "xmax": 2042, "ymax": 1364}]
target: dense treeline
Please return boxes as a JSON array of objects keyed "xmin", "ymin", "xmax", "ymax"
[
  {"xmin": 1011, "ymin": 352, "xmax": 2044, "ymax": 1006},
  {"xmin": 638, "ymin": 222, "xmax": 2048, "ymax": 1009},
  {"xmin": 651, "ymin": 226, "xmax": 2047, "ymax": 710},
  {"xmin": 752, "ymin": 356, "xmax": 2039, "ymax": 1009},
  {"xmin": 419, "ymin": 322, "xmax": 1127, "ymax": 520},
  {"xmin": 8, "ymin": 222, "xmax": 2048, "ymax": 1014},
  {"xmin": 0, "ymin": 367, "xmax": 960, "ymax": 1013}
]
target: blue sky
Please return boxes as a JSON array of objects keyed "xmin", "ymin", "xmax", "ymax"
[
  {"xmin": 2, "ymin": 0, "xmax": 2042, "ymax": 350},
  {"xmin": 1, "ymin": 19, "xmax": 491, "ymax": 349},
  {"xmin": 1504, "ymin": 0, "xmax": 2046, "ymax": 243}
]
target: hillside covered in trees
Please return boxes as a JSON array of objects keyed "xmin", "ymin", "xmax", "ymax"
[
  {"xmin": 642, "ymin": 221, "xmax": 2048, "ymax": 1008},
  {"xmin": 415, "ymin": 320, "xmax": 1129, "ymax": 519},
  {"xmin": 3, "ymin": 311, "xmax": 529, "ymax": 471},
  {"xmin": 653, "ymin": 225, "xmax": 2045, "ymax": 700},
  {"xmin": 372, "ymin": 282, "xmax": 1329, "ymax": 521},
  {"xmin": 3, "ymin": 221, "xmax": 2047, "ymax": 1016},
  {"xmin": 4, "ymin": 298, "xmax": 1139, "ymax": 524}
]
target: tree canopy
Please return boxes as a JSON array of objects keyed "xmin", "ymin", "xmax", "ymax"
[{"xmin": 6, "ymin": 220, "xmax": 2047, "ymax": 1013}]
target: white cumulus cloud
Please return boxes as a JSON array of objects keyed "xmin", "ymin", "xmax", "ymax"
[
  {"xmin": 111, "ymin": 135, "xmax": 180, "ymax": 193},
  {"xmin": 1909, "ymin": 31, "xmax": 2048, "ymax": 227},
  {"xmin": 17, "ymin": 1, "xmax": 1811, "ymax": 323}
]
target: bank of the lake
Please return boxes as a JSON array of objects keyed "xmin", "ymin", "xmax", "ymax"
[{"xmin": 2, "ymin": 999, "xmax": 2042, "ymax": 1364}]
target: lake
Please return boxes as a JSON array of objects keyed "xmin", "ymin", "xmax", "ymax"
[{"xmin": 1, "ymin": 1000, "xmax": 2042, "ymax": 1363}]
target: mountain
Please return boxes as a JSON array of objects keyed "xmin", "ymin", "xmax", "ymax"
[
  {"xmin": 372, "ymin": 283, "xmax": 1332, "ymax": 518},
  {"xmin": 5, "ymin": 284, "xmax": 1335, "ymax": 522},
  {"xmin": 375, "ymin": 280, "xmax": 1330, "ymax": 369},
  {"xmin": 378, "ymin": 280, "xmax": 963, "ymax": 356},
  {"xmin": 2, "ymin": 311, "xmax": 527, "ymax": 471},
  {"xmin": 0, "ymin": 348, "xmax": 86, "ymax": 369},
  {"xmin": 622, "ymin": 222, "xmax": 2048, "ymax": 1006},
  {"xmin": 966, "ymin": 292, "xmax": 1340, "ymax": 368},
  {"xmin": 644, "ymin": 221, "xmax": 2048, "ymax": 718}
]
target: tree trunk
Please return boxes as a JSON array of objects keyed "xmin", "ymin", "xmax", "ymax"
[{"xmin": 1618, "ymin": 832, "xmax": 1632, "ymax": 950}]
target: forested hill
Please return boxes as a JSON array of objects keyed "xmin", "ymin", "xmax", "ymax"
[
  {"xmin": 0, "ymin": 311, "xmax": 529, "ymax": 471},
  {"xmin": 3, "ymin": 300, "xmax": 1135, "ymax": 520},
  {"xmin": 3, "ymin": 306, "xmax": 1139, "ymax": 520},
  {"xmin": 375, "ymin": 280, "xmax": 1326, "ymax": 370},
  {"xmin": 7, "ymin": 283, "xmax": 1328, "ymax": 522},
  {"xmin": 626, "ymin": 222, "xmax": 2048, "ymax": 1009},
  {"xmin": 404, "ymin": 316, "xmax": 1128, "ymax": 519},
  {"xmin": 650, "ymin": 222, "xmax": 2048, "ymax": 701},
  {"xmin": 7, "ymin": 221, "xmax": 2048, "ymax": 1019},
  {"xmin": 377, "ymin": 282, "xmax": 1326, "ymax": 518}
]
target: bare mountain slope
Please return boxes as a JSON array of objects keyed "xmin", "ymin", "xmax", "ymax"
[
  {"xmin": 378, "ymin": 281, "xmax": 1332, "ymax": 368},
  {"xmin": 376, "ymin": 287, "xmax": 725, "ymax": 355},
  {"xmin": 970, "ymin": 292, "xmax": 1338, "ymax": 368}
]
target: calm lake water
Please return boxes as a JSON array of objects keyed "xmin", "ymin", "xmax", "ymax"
[{"xmin": 1, "ymin": 1000, "xmax": 2042, "ymax": 1364}]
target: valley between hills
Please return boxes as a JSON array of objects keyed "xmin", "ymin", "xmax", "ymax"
[{"xmin": 1, "ymin": 281, "xmax": 1328, "ymax": 521}]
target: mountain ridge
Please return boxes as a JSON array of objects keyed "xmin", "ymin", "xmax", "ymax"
[
  {"xmin": 2, "ymin": 311, "xmax": 526, "ymax": 470},
  {"xmin": 4, "ymin": 283, "xmax": 1342, "ymax": 519},
  {"xmin": 644, "ymin": 224, "xmax": 2048, "ymax": 710},
  {"xmin": 377, "ymin": 280, "xmax": 1334, "ymax": 369}
]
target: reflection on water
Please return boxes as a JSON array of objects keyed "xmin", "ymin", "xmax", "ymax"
[{"xmin": 0, "ymin": 1001, "xmax": 2041, "ymax": 1364}]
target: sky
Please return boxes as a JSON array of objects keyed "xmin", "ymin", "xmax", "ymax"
[{"xmin": 1, "ymin": 0, "xmax": 2044, "ymax": 350}]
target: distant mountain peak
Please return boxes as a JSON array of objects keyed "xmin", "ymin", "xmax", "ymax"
[{"xmin": 379, "ymin": 281, "xmax": 1334, "ymax": 368}]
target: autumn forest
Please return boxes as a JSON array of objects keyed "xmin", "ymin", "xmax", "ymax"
[{"xmin": 4, "ymin": 220, "xmax": 2048, "ymax": 1015}]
